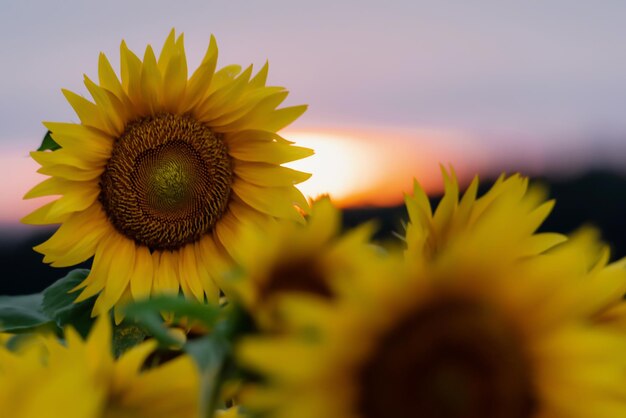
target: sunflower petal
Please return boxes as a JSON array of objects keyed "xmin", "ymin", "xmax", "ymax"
[
  {"xmin": 229, "ymin": 141, "xmax": 314, "ymax": 165},
  {"xmin": 129, "ymin": 245, "xmax": 155, "ymax": 301},
  {"xmin": 232, "ymin": 180, "xmax": 305, "ymax": 223}
]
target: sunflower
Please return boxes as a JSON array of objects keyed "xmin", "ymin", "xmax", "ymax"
[
  {"xmin": 0, "ymin": 317, "xmax": 200, "ymax": 418},
  {"xmin": 216, "ymin": 406, "xmax": 247, "ymax": 418},
  {"xmin": 224, "ymin": 197, "xmax": 377, "ymax": 327},
  {"xmin": 237, "ymin": 181, "xmax": 626, "ymax": 418},
  {"xmin": 0, "ymin": 336, "xmax": 97, "ymax": 418},
  {"xmin": 22, "ymin": 30, "xmax": 312, "ymax": 319},
  {"xmin": 404, "ymin": 167, "xmax": 567, "ymax": 266}
]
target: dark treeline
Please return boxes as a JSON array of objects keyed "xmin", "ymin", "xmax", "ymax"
[{"xmin": 2, "ymin": 170, "xmax": 626, "ymax": 296}]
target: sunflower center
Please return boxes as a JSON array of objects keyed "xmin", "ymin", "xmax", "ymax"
[
  {"xmin": 99, "ymin": 113, "xmax": 232, "ymax": 250},
  {"xmin": 357, "ymin": 298, "xmax": 535, "ymax": 418},
  {"xmin": 261, "ymin": 258, "xmax": 332, "ymax": 299}
]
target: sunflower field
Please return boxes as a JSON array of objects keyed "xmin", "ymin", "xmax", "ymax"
[{"xmin": 3, "ymin": 30, "xmax": 626, "ymax": 418}]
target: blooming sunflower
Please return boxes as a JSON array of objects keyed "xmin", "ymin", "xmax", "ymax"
[
  {"xmin": 0, "ymin": 317, "xmax": 199, "ymax": 418},
  {"xmin": 225, "ymin": 197, "xmax": 377, "ymax": 326},
  {"xmin": 404, "ymin": 167, "xmax": 567, "ymax": 265},
  {"xmin": 237, "ymin": 179, "xmax": 626, "ymax": 418},
  {"xmin": 22, "ymin": 30, "xmax": 312, "ymax": 318}
]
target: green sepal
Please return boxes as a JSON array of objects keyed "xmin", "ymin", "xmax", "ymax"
[
  {"xmin": 41, "ymin": 269, "xmax": 95, "ymax": 338},
  {"xmin": 112, "ymin": 322, "xmax": 148, "ymax": 357},
  {"xmin": 37, "ymin": 131, "xmax": 61, "ymax": 151}
]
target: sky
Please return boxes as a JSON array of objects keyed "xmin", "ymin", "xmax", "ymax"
[{"xmin": 2, "ymin": 1, "xmax": 626, "ymax": 225}]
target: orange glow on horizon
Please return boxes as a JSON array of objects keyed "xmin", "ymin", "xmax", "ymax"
[
  {"xmin": 284, "ymin": 127, "xmax": 488, "ymax": 207},
  {"xmin": 0, "ymin": 151, "xmax": 54, "ymax": 226}
]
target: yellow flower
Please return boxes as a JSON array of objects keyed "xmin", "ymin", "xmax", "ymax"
[
  {"xmin": 23, "ymin": 29, "xmax": 312, "ymax": 319},
  {"xmin": 225, "ymin": 197, "xmax": 376, "ymax": 327},
  {"xmin": 0, "ymin": 317, "xmax": 200, "ymax": 418},
  {"xmin": 404, "ymin": 168, "xmax": 567, "ymax": 266},
  {"xmin": 237, "ymin": 179, "xmax": 626, "ymax": 418},
  {"xmin": 215, "ymin": 406, "xmax": 247, "ymax": 418}
]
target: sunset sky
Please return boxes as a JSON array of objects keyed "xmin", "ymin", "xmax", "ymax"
[{"xmin": 2, "ymin": 1, "xmax": 626, "ymax": 227}]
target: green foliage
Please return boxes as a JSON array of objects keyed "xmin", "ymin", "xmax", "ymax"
[
  {"xmin": 0, "ymin": 269, "xmax": 96, "ymax": 336},
  {"xmin": 124, "ymin": 295, "xmax": 220, "ymax": 348},
  {"xmin": 0, "ymin": 293, "xmax": 52, "ymax": 332},
  {"xmin": 37, "ymin": 131, "xmax": 61, "ymax": 151},
  {"xmin": 191, "ymin": 336, "xmax": 230, "ymax": 417},
  {"xmin": 122, "ymin": 296, "xmax": 248, "ymax": 417},
  {"xmin": 42, "ymin": 269, "xmax": 95, "ymax": 337}
]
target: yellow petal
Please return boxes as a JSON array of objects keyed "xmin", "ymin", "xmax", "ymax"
[
  {"xmin": 212, "ymin": 91, "xmax": 288, "ymax": 132},
  {"xmin": 74, "ymin": 231, "xmax": 117, "ymax": 302},
  {"xmin": 37, "ymin": 163, "xmax": 103, "ymax": 181},
  {"xmin": 83, "ymin": 76, "xmax": 126, "ymax": 136},
  {"xmin": 21, "ymin": 201, "xmax": 70, "ymax": 225},
  {"xmin": 194, "ymin": 65, "xmax": 253, "ymax": 122},
  {"xmin": 157, "ymin": 28, "xmax": 177, "ymax": 73},
  {"xmin": 154, "ymin": 250, "xmax": 180, "ymax": 296},
  {"xmin": 120, "ymin": 40, "xmax": 147, "ymax": 115},
  {"xmin": 43, "ymin": 122, "xmax": 113, "ymax": 158},
  {"xmin": 205, "ymin": 87, "xmax": 285, "ymax": 127},
  {"xmin": 30, "ymin": 149, "xmax": 105, "ymax": 171},
  {"xmin": 162, "ymin": 51, "xmax": 187, "ymax": 113},
  {"xmin": 94, "ymin": 237, "xmax": 136, "ymax": 314},
  {"xmin": 249, "ymin": 61, "xmax": 269, "ymax": 88},
  {"xmin": 234, "ymin": 161, "xmax": 311, "ymax": 187},
  {"xmin": 214, "ymin": 211, "xmax": 241, "ymax": 259},
  {"xmin": 113, "ymin": 339, "xmax": 158, "ymax": 388},
  {"xmin": 24, "ymin": 177, "xmax": 76, "ymax": 199},
  {"xmin": 229, "ymin": 141, "xmax": 314, "ymax": 165},
  {"xmin": 232, "ymin": 180, "xmax": 305, "ymax": 223},
  {"xmin": 35, "ymin": 204, "xmax": 110, "ymax": 267},
  {"xmin": 129, "ymin": 245, "xmax": 155, "ymax": 301},
  {"xmin": 61, "ymin": 89, "xmax": 107, "ymax": 131},
  {"xmin": 179, "ymin": 245, "xmax": 205, "ymax": 302},
  {"xmin": 140, "ymin": 45, "xmax": 163, "ymax": 113},
  {"xmin": 98, "ymin": 52, "xmax": 133, "ymax": 111},
  {"xmin": 181, "ymin": 35, "xmax": 218, "ymax": 112},
  {"xmin": 46, "ymin": 183, "xmax": 100, "ymax": 220},
  {"xmin": 195, "ymin": 236, "xmax": 227, "ymax": 301}
]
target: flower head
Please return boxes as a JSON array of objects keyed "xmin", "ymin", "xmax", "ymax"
[
  {"xmin": 237, "ymin": 172, "xmax": 626, "ymax": 418},
  {"xmin": 23, "ymin": 30, "xmax": 312, "ymax": 319},
  {"xmin": 225, "ymin": 197, "xmax": 377, "ymax": 328},
  {"xmin": 404, "ymin": 167, "xmax": 566, "ymax": 267},
  {"xmin": 0, "ymin": 318, "xmax": 199, "ymax": 418}
]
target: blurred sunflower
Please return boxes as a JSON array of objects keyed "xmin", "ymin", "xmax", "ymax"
[
  {"xmin": 225, "ymin": 197, "xmax": 376, "ymax": 327},
  {"xmin": 216, "ymin": 406, "xmax": 247, "ymax": 418},
  {"xmin": 0, "ymin": 317, "xmax": 199, "ymax": 418},
  {"xmin": 22, "ymin": 29, "xmax": 312, "ymax": 318},
  {"xmin": 404, "ymin": 168, "xmax": 566, "ymax": 265},
  {"xmin": 237, "ymin": 175, "xmax": 626, "ymax": 418}
]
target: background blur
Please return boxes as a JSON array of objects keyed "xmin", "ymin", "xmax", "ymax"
[{"xmin": 2, "ymin": 1, "xmax": 626, "ymax": 293}]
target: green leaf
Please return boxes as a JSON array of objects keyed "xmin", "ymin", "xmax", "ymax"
[
  {"xmin": 123, "ymin": 308, "xmax": 184, "ymax": 348},
  {"xmin": 125, "ymin": 295, "xmax": 220, "ymax": 327},
  {"xmin": 37, "ymin": 130, "xmax": 61, "ymax": 151},
  {"xmin": 42, "ymin": 269, "xmax": 95, "ymax": 337},
  {"xmin": 123, "ymin": 295, "xmax": 221, "ymax": 348},
  {"xmin": 0, "ymin": 294, "xmax": 53, "ymax": 332}
]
